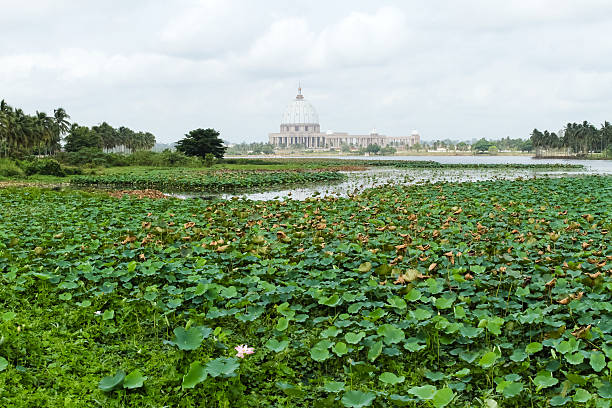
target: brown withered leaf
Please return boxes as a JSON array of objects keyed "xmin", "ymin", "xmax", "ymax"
[
  {"xmin": 121, "ymin": 235, "xmax": 137, "ymax": 245},
  {"xmin": 571, "ymin": 325, "xmax": 592, "ymax": 339}
]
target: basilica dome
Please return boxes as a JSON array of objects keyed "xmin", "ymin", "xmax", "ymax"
[{"xmin": 281, "ymin": 87, "xmax": 319, "ymax": 125}]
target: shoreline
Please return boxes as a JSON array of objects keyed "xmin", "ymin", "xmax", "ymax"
[{"xmin": 226, "ymin": 151, "xmax": 611, "ymax": 160}]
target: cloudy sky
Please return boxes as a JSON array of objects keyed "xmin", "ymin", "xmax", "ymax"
[{"xmin": 2, "ymin": 1, "xmax": 612, "ymax": 144}]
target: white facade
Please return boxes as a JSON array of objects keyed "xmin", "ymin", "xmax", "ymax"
[{"xmin": 269, "ymin": 87, "xmax": 420, "ymax": 149}]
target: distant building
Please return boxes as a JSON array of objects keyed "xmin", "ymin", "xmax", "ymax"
[{"xmin": 268, "ymin": 87, "xmax": 420, "ymax": 149}]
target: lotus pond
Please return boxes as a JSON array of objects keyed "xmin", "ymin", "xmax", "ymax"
[{"xmin": 1, "ymin": 174, "xmax": 611, "ymax": 407}]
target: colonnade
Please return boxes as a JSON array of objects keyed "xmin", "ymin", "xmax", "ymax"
[{"xmin": 268, "ymin": 133, "xmax": 420, "ymax": 149}]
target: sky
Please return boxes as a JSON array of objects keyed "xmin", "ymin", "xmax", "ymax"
[{"xmin": 2, "ymin": 0, "xmax": 612, "ymax": 144}]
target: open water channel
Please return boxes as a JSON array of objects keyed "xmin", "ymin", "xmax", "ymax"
[{"xmin": 169, "ymin": 155, "xmax": 612, "ymax": 201}]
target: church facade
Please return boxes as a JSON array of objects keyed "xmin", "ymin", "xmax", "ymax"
[{"xmin": 268, "ymin": 87, "xmax": 420, "ymax": 149}]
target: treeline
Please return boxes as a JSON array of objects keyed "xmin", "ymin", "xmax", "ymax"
[
  {"xmin": 531, "ymin": 121, "xmax": 612, "ymax": 155},
  {"xmin": 0, "ymin": 99, "xmax": 156, "ymax": 157},
  {"xmin": 65, "ymin": 122, "xmax": 155, "ymax": 153},
  {"xmin": 0, "ymin": 100, "xmax": 70, "ymax": 156},
  {"xmin": 226, "ymin": 142, "xmax": 274, "ymax": 155}
]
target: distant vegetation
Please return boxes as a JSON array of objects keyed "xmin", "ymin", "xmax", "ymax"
[
  {"xmin": 531, "ymin": 121, "xmax": 612, "ymax": 157},
  {"xmin": 0, "ymin": 99, "xmax": 157, "ymax": 158},
  {"xmin": 226, "ymin": 142, "xmax": 275, "ymax": 155},
  {"xmin": 0, "ymin": 100, "xmax": 70, "ymax": 156},
  {"xmin": 65, "ymin": 122, "xmax": 155, "ymax": 153},
  {"xmin": 175, "ymin": 128, "xmax": 226, "ymax": 160}
]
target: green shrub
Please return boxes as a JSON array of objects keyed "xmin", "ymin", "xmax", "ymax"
[
  {"xmin": 56, "ymin": 148, "xmax": 108, "ymax": 166},
  {"xmin": 21, "ymin": 158, "xmax": 66, "ymax": 177},
  {"xmin": 0, "ymin": 158, "xmax": 25, "ymax": 177}
]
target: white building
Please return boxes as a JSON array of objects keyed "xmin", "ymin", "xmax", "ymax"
[{"xmin": 269, "ymin": 87, "xmax": 420, "ymax": 149}]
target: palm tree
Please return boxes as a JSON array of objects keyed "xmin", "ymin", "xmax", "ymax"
[
  {"xmin": 601, "ymin": 121, "xmax": 612, "ymax": 154},
  {"xmin": 52, "ymin": 108, "xmax": 71, "ymax": 154},
  {"xmin": 35, "ymin": 111, "xmax": 56, "ymax": 155}
]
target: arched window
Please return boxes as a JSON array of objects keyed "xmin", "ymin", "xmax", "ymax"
[
  {"xmin": 305, "ymin": 126, "xmax": 309, "ymax": 131},
  {"xmin": 295, "ymin": 126, "xmax": 299, "ymax": 131}
]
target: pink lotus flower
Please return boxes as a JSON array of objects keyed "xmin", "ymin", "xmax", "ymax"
[{"xmin": 235, "ymin": 344, "xmax": 255, "ymax": 358}]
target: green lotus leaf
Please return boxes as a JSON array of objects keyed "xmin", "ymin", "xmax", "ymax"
[
  {"xmin": 324, "ymin": 381, "xmax": 345, "ymax": 393},
  {"xmin": 590, "ymin": 351, "xmax": 606, "ymax": 372},
  {"xmin": 123, "ymin": 369, "xmax": 147, "ymax": 389},
  {"xmin": 377, "ymin": 324, "xmax": 405, "ymax": 344},
  {"xmin": 549, "ymin": 395, "xmax": 571, "ymax": 406},
  {"xmin": 344, "ymin": 331, "xmax": 365, "ymax": 344},
  {"xmin": 432, "ymin": 387, "xmax": 455, "ymax": 408},
  {"xmin": 479, "ymin": 351, "xmax": 499, "ymax": 368},
  {"xmin": 341, "ymin": 390, "xmax": 376, "ymax": 408},
  {"xmin": 205, "ymin": 357, "xmax": 239, "ymax": 378},
  {"xmin": 265, "ymin": 338, "xmax": 289, "ymax": 353},
  {"xmin": 380, "ymin": 372, "xmax": 405, "ymax": 385},
  {"xmin": 182, "ymin": 361, "xmax": 208, "ymax": 389},
  {"xmin": 319, "ymin": 294, "xmax": 341, "ymax": 307},
  {"xmin": 533, "ymin": 374, "xmax": 558, "ymax": 390},
  {"xmin": 408, "ymin": 385, "xmax": 437, "ymax": 400},
  {"xmin": 310, "ymin": 347, "xmax": 330, "ymax": 362},
  {"xmin": 169, "ymin": 326, "xmax": 210, "ymax": 351},
  {"xmin": 2, "ymin": 312, "xmax": 16, "ymax": 322},
  {"xmin": 565, "ymin": 352, "xmax": 584, "ymax": 365},
  {"xmin": 276, "ymin": 317, "xmax": 289, "ymax": 331},
  {"xmin": 367, "ymin": 341, "xmax": 383, "ymax": 361},
  {"xmin": 333, "ymin": 341, "xmax": 349, "ymax": 356},
  {"xmin": 525, "ymin": 342, "xmax": 543, "ymax": 354},
  {"xmin": 98, "ymin": 370, "xmax": 126, "ymax": 392},
  {"xmin": 572, "ymin": 388, "xmax": 592, "ymax": 403}
]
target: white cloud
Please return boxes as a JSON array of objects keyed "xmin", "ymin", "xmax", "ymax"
[
  {"xmin": 240, "ymin": 7, "xmax": 408, "ymax": 74},
  {"xmin": 1, "ymin": 1, "xmax": 612, "ymax": 143}
]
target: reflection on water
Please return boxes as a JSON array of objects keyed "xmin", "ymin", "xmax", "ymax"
[{"xmin": 168, "ymin": 166, "xmax": 602, "ymax": 201}]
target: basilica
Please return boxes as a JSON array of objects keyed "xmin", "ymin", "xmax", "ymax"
[{"xmin": 268, "ymin": 87, "xmax": 420, "ymax": 149}]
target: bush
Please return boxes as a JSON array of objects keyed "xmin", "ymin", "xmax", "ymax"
[
  {"xmin": 55, "ymin": 149, "xmax": 205, "ymax": 168},
  {"xmin": 0, "ymin": 158, "xmax": 25, "ymax": 177},
  {"xmin": 56, "ymin": 148, "xmax": 108, "ymax": 167},
  {"xmin": 21, "ymin": 158, "xmax": 66, "ymax": 177}
]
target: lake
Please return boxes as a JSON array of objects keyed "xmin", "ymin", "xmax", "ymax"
[{"xmin": 170, "ymin": 155, "xmax": 611, "ymax": 201}]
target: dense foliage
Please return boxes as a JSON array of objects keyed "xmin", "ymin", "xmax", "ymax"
[
  {"xmin": 176, "ymin": 128, "xmax": 227, "ymax": 159},
  {"xmin": 55, "ymin": 149, "xmax": 201, "ymax": 168},
  {"xmin": 1, "ymin": 175, "xmax": 611, "ymax": 406},
  {"xmin": 71, "ymin": 169, "xmax": 347, "ymax": 192},
  {"xmin": 531, "ymin": 122, "xmax": 612, "ymax": 156},
  {"xmin": 64, "ymin": 122, "xmax": 156, "ymax": 153},
  {"xmin": 0, "ymin": 100, "xmax": 70, "ymax": 156},
  {"xmin": 226, "ymin": 142, "xmax": 275, "ymax": 155}
]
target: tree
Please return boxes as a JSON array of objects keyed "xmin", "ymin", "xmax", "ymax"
[
  {"xmin": 51, "ymin": 108, "xmax": 70, "ymax": 154},
  {"xmin": 175, "ymin": 128, "xmax": 226, "ymax": 159},
  {"xmin": 365, "ymin": 144, "xmax": 381, "ymax": 154},
  {"xmin": 456, "ymin": 142, "xmax": 469, "ymax": 151},
  {"xmin": 64, "ymin": 123, "xmax": 102, "ymax": 152},
  {"xmin": 472, "ymin": 138, "xmax": 493, "ymax": 153}
]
